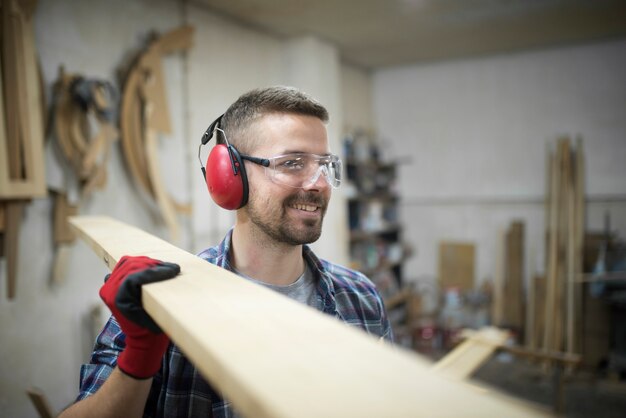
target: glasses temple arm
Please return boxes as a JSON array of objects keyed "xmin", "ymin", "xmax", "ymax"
[{"xmin": 241, "ymin": 155, "xmax": 270, "ymax": 167}]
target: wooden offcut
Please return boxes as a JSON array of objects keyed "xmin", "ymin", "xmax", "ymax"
[
  {"xmin": 26, "ymin": 387, "xmax": 55, "ymax": 418},
  {"xmin": 53, "ymin": 192, "xmax": 78, "ymax": 244},
  {"xmin": 503, "ymin": 221, "xmax": 525, "ymax": 332},
  {"xmin": 431, "ymin": 327, "xmax": 510, "ymax": 380},
  {"xmin": 70, "ymin": 216, "xmax": 547, "ymax": 418}
]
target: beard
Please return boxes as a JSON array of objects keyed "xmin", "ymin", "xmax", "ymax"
[{"xmin": 246, "ymin": 190, "xmax": 328, "ymax": 246}]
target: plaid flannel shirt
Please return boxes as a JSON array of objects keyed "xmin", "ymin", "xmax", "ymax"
[{"xmin": 77, "ymin": 229, "xmax": 394, "ymax": 417}]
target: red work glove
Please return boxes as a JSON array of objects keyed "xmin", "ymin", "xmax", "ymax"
[{"xmin": 99, "ymin": 255, "xmax": 180, "ymax": 379}]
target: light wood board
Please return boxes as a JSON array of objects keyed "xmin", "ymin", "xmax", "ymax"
[
  {"xmin": 431, "ymin": 327, "xmax": 510, "ymax": 380},
  {"xmin": 503, "ymin": 222, "xmax": 524, "ymax": 330},
  {"xmin": 0, "ymin": 0, "xmax": 45, "ymax": 198},
  {"xmin": 69, "ymin": 216, "xmax": 547, "ymax": 418}
]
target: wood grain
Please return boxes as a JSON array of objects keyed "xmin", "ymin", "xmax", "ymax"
[{"xmin": 69, "ymin": 216, "xmax": 547, "ymax": 418}]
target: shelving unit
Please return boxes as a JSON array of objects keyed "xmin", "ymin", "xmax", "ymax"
[{"xmin": 344, "ymin": 144, "xmax": 408, "ymax": 301}]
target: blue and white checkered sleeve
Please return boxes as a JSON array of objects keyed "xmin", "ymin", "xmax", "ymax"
[{"xmin": 76, "ymin": 315, "xmax": 126, "ymax": 401}]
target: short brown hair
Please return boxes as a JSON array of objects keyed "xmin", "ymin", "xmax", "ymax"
[{"xmin": 220, "ymin": 86, "xmax": 329, "ymax": 154}]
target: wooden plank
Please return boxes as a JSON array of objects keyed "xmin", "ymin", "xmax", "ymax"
[
  {"xmin": 553, "ymin": 139, "xmax": 570, "ymax": 352},
  {"xmin": 0, "ymin": 203, "xmax": 5, "ymax": 231},
  {"xmin": 526, "ymin": 248, "xmax": 536, "ymax": 351},
  {"xmin": 53, "ymin": 192, "xmax": 78, "ymax": 244},
  {"xmin": 5, "ymin": 200, "xmax": 22, "ymax": 299},
  {"xmin": 431, "ymin": 327, "xmax": 510, "ymax": 380},
  {"xmin": 438, "ymin": 242, "xmax": 475, "ymax": 291},
  {"xmin": 543, "ymin": 144, "xmax": 559, "ymax": 353},
  {"xmin": 20, "ymin": 0, "xmax": 45, "ymax": 192},
  {"xmin": 0, "ymin": 0, "xmax": 45, "ymax": 198},
  {"xmin": 503, "ymin": 222, "xmax": 524, "ymax": 333},
  {"xmin": 532, "ymin": 275, "xmax": 546, "ymax": 350},
  {"xmin": 69, "ymin": 216, "xmax": 547, "ymax": 418},
  {"xmin": 573, "ymin": 138, "xmax": 585, "ymax": 355},
  {"xmin": 3, "ymin": 0, "xmax": 27, "ymax": 181},
  {"xmin": 566, "ymin": 139, "xmax": 576, "ymax": 355},
  {"xmin": 500, "ymin": 345, "xmax": 580, "ymax": 366},
  {"xmin": 492, "ymin": 228, "xmax": 506, "ymax": 326}
]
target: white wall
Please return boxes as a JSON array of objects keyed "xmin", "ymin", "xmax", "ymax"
[
  {"xmin": 373, "ymin": 39, "xmax": 626, "ymax": 299},
  {"xmin": 0, "ymin": 1, "xmax": 364, "ymax": 416},
  {"xmin": 341, "ymin": 64, "xmax": 375, "ymax": 133}
]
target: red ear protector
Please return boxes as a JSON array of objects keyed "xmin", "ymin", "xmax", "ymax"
[{"xmin": 198, "ymin": 115, "xmax": 269, "ymax": 210}]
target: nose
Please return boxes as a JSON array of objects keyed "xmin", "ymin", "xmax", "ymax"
[{"xmin": 303, "ymin": 165, "xmax": 331, "ymax": 191}]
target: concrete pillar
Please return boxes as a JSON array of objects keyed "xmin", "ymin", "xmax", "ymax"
[{"xmin": 282, "ymin": 36, "xmax": 349, "ymax": 266}]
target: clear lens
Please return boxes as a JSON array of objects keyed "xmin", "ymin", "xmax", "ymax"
[{"xmin": 266, "ymin": 153, "xmax": 342, "ymax": 189}]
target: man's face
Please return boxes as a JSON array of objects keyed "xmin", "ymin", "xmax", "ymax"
[{"xmin": 243, "ymin": 113, "xmax": 332, "ymax": 246}]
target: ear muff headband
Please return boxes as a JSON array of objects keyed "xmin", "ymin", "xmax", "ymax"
[{"xmin": 198, "ymin": 115, "xmax": 249, "ymax": 210}]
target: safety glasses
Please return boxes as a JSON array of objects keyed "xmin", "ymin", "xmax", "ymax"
[{"xmin": 244, "ymin": 152, "xmax": 343, "ymax": 189}]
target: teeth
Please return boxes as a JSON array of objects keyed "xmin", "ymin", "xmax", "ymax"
[{"xmin": 291, "ymin": 204, "xmax": 317, "ymax": 212}]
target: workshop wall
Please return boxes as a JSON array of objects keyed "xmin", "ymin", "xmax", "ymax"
[
  {"xmin": 341, "ymin": 64, "xmax": 375, "ymax": 133},
  {"xmin": 373, "ymin": 39, "xmax": 626, "ymax": 296},
  {"xmin": 0, "ymin": 0, "xmax": 365, "ymax": 416}
]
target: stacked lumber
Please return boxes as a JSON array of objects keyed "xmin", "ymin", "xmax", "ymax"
[
  {"xmin": 537, "ymin": 137, "xmax": 585, "ymax": 357},
  {"xmin": 0, "ymin": 0, "xmax": 46, "ymax": 298}
]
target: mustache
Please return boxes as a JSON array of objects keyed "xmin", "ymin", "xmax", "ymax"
[{"xmin": 284, "ymin": 192, "xmax": 327, "ymax": 208}]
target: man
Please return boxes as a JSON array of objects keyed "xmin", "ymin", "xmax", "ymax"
[{"xmin": 60, "ymin": 86, "xmax": 393, "ymax": 418}]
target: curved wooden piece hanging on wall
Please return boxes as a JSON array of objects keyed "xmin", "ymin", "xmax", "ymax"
[
  {"xmin": 50, "ymin": 68, "xmax": 118, "ymax": 285},
  {"xmin": 120, "ymin": 26, "xmax": 194, "ymax": 241},
  {"xmin": 52, "ymin": 68, "xmax": 118, "ymax": 200}
]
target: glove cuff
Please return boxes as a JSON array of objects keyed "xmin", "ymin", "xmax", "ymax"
[{"xmin": 117, "ymin": 336, "xmax": 169, "ymax": 379}]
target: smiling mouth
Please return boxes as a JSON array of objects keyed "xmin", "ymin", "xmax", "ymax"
[{"xmin": 289, "ymin": 203, "xmax": 319, "ymax": 212}]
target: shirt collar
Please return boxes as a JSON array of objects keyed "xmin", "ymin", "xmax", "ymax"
[{"xmin": 217, "ymin": 228, "xmax": 338, "ymax": 316}]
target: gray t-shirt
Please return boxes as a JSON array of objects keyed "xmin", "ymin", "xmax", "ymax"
[{"xmin": 233, "ymin": 263, "xmax": 319, "ymax": 309}]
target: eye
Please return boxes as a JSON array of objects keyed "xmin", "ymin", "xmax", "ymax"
[{"xmin": 280, "ymin": 158, "xmax": 305, "ymax": 170}]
